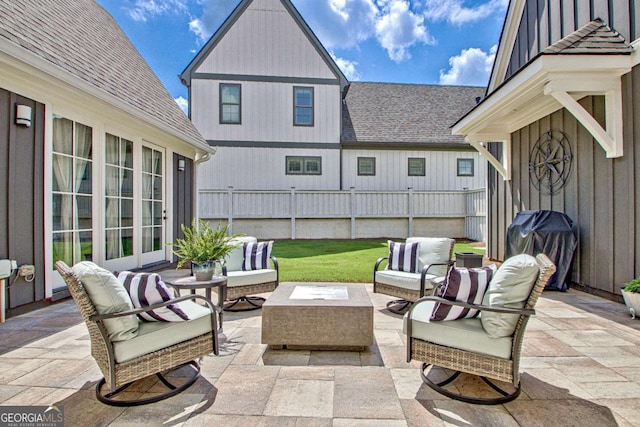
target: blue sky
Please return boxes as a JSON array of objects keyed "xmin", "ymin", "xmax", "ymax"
[{"xmin": 96, "ymin": 0, "xmax": 508, "ymax": 113}]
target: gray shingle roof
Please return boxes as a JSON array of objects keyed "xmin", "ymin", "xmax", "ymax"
[
  {"xmin": 342, "ymin": 82, "xmax": 485, "ymax": 145},
  {"xmin": 543, "ymin": 18, "xmax": 633, "ymax": 55},
  {"xmin": 0, "ymin": 0, "xmax": 207, "ymax": 148}
]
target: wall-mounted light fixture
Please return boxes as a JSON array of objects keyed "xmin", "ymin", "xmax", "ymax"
[
  {"xmin": 15, "ymin": 104, "xmax": 32, "ymax": 127},
  {"xmin": 178, "ymin": 159, "xmax": 186, "ymax": 172}
]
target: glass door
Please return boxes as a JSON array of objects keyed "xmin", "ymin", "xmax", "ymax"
[{"xmin": 140, "ymin": 144, "xmax": 165, "ymax": 266}]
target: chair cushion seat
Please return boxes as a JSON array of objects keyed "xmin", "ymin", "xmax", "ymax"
[
  {"xmin": 403, "ymin": 301, "xmax": 513, "ymax": 359},
  {"xmin": 113, "ymin": 301, "xmax": 213, "ymax": 363},
  {"xmin": 226, "ymin": 269, "xmax": 277, "ymax": 287},
  {"xmin": 375, "ymin": 270, "xmax": 439, "ymax": 292}
]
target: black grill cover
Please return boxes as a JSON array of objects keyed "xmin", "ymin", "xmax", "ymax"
[{"xmin": 505, "ymin": 210, "xmax": 577, "ymax": 291}]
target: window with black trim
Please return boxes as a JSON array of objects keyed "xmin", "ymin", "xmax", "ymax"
[
  {"xmin": 457, "ymin": 158, "xmax": 474, "ymax": 176},
  {"xmin": 286, "ymin": 156, "xmax": 321, "ymax": 175},
  {"xmin": 294, "ymin": 87, "xmax": 314, "ymax": 126},
  {"xmin": 408, "ymin": 158, "xmax": 425, "ymax": 176},
  {"xmin": 358, "ymin": 157, "xmax": 376, "ymax": 176},
  {"xmin": 220, "ymin": 83, "xmax": 241, "ymax": 124}
]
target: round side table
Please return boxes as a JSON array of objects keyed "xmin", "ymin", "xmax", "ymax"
[{"xmin": 165, "ymin": 275, "xmax": 227, "ymax": 330}]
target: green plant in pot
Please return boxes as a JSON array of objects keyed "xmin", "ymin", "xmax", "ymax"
[
  {"xmin": 169, "ymin": 220, "xmax": 241, "ymax": 281},
  {"xmin": 621, "ymin": 278, "xmax": 640, "ymax": 319}
]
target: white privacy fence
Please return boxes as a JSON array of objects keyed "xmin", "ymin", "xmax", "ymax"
[{"xmin": 199, "ymin": 188, "xmax": 486, "ymax": 241}]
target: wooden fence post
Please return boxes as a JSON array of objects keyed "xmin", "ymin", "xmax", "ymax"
[
  {"xmin": 290, "ymin": 187, "xmax": 296, "ymax": 240},
  {"xmin": 227, "ymin": 186, "xmax": 233, "ymax": 234},
  {"xmin": 350, "ymin": 187, "xmax": 356, "ymax": 239},
  {"xmin": 407, "ymin": 187, "xmax": 413, "ymax": 237}
]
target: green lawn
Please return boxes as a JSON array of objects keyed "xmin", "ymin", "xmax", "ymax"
[{"xmin": 271, "ymin": 239, "xmax": 484, "ymax": 283}]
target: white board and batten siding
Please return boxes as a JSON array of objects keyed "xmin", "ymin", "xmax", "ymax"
[
  {"xmin": 342, "ymin": 150, "xmax": 486, "ymax": 191},
  {"xmin": 194, "ymin": 0, "xmax": 336, "ymax": 79},
  {"xmin": 191, "ymin": 80, "xmax": 341, "ymax": 143},
  {"xmin": 198, "ymin": 146, "xmax": 341, "ymax": 190}
]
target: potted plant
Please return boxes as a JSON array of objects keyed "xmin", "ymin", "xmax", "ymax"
[
  {"xmin": 169, "ymin": 220, "xmax": 241, "ymax": 281},
  {"xmin": 621, "ymin": 278, "xmax": 640, "ymax": 319}
]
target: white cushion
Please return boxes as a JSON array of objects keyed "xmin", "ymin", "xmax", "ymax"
[
  {"xmin": 406, "ymin": 237, "xmax": 453, "ymax": 277},
  {"xmin": 404, "ymin": 300, "xmax": 513, "ymax": 359},
  {"xmin": 374, "ymin": 269, "xmax": 440, "ymax": 292},
  {"xmin": 224, "ymin": 236, "xmax": 257, "ymax": 272},
  {"xmin": 72, "ymin": 261, "xmax": 138, "ymax": 342},
  {"xmin": 227, "ymin": 269, "xmax": 277, "ymax": 287},
  {"xmin": 112, "ymin": 301, "xmax": 213, "ymax": 363},
  {"xmin": 481, "ymin": 254, "xmax": 539, "ymax": 338}
]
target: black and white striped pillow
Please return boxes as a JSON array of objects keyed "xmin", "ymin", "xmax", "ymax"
[
  {"xmin": 117, "ymin": 271, "xmax": 190, "ymax": 322},
  {"xmin": 430, "ymin": 264, "xmax": 497, "ymax": 321},
  {"xmin": 387, "ymin": 240, "xmax": 419, "ymax": 272},
  {"xmin": 242, "ymin": 241, "xmax": 274, "ymax": 271}
]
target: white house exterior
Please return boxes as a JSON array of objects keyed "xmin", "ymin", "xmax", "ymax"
[
  {"xmin": 181, "ymin": 0, "xmax": 485, "ymax": 193},
  {"xmin": 0, "ymin": 0, "xmax": 212, "ymax": 316}
]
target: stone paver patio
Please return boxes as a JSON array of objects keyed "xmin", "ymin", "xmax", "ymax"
[{"xmin": 1, "ymin": 283, "xmax": 640, "ymax": 426}]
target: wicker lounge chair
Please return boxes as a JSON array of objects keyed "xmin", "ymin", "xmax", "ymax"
[
  {"xmin": 374, "ymin": 237, "xmax": 454, "ymax": 314},
  {"xmin": 404, "ymin": 253, "xmax": 555, "ymax": 404},
  {"xmin": 222, "ymin": 236, "xmax": 279, "ymax": 311},
  {"xmin": 55, "ymin": 261, "xmax": 219, "ymax": 406}
]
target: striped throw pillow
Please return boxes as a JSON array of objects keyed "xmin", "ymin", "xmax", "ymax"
[
  {"xmin": 387, "ymin": 240, "xmax": 419, "ymax": 272},
  {"xmin": 117, "ymin": 271, "xmax": 190, "ymax": 322},
  {"xmin": 430, "ymin": 264, "xmax": 497, "ymax": 321},
  {"xmin": 242, "ymin": 241, "xmax": 274, "ymax": 271}
]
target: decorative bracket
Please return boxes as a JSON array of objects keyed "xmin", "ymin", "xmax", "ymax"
[
  {"xmin": 465, "ymin": 133, "xmax": 511, "ymax": 181},
  {"xmin": 543, "ymin": 80, "xmax": 623, "ymax": 158}
]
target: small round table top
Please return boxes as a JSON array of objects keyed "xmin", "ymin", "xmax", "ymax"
[{"xmin": 165, "ymin": 275, "xmax": 227, "ymax": 290}]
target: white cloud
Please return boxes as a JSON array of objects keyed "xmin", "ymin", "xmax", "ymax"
[
  {"xmin": 175, "ymin": 96, "xmax": 189, "ymax": 115},
  {"xmin": 127, "ymin": 0, "xmax": 189, "ymax": 22},
  {"xmin": 295, "ymin": 0, "xmax": 378, "ymax": 49},
  {"xmin": 439, "ymin": 45, "xmax": 496, "ymax": 86},
  {"xmin": 330, "ymin": 53, "xmax": 361, "ymax": 80},
  {"xmin": 422, "ymin": 0, "xmax": 507, "ymax": 25},
  {"xmin": 375, "ymin": 0, "xmax": 433, "ymax": 62},
  {"xmin": 188, "ymin": 0, "xmax": 239, "ymax": 43}
]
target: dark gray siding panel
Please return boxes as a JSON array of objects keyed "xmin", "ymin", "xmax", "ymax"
[
  {"xmin": 487, "ymin": 65, "xmax": 640, "ymax": 297},
  {"xmin": 506, "ymin": 0, "xmax": 638, "ymax": 80},
  {"xmin": 172, "ymin": 154, "xmax": 194, "ymax": 262},
  {"xmin": 0, "ymin": 89, "xmax": 45, "ymax": 312}
]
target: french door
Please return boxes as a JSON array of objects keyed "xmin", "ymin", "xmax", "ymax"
[{"xmin": 140, "ymin": 144, "xmax": 166, "ymax": 266}]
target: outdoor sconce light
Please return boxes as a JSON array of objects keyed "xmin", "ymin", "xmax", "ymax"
[
  {"xmin": 15, "ymin": 104, "xmax": 32, "ymax": 127},
  {"xmin": 178, "ymin": 159, "xmax": 186, "ymax": 172}
]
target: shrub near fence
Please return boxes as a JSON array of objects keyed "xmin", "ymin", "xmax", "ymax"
[{"xmin": 199, "ymin": 188, "xmax": 486, "ymax": 242}]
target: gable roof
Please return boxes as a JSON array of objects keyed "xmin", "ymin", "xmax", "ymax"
[
  {"xmin": 0, "ymin": 0, "xmax": 210, "ymax": 151},
  {"xmin": 542, "ymin": 18, "xmax": 633, "ymax": 55},
  {"xmin": 342, "ymin": 82, "xmax": 484, "ymax": 146},
  {"xmin": 180, "ymin": 0, "xmax": 348, "ymax": 94}
]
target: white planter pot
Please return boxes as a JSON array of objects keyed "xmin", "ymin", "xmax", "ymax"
[{"xmin": 621, "ymin": 289, "xmax": 640, "ymax": 319}]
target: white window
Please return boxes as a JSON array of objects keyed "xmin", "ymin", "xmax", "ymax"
[
  {"xmin": 286, "ymin": 156, "xmax": 321, "ymax": 175},
  {"xmin": 220, "ymin": 83, "xmax": 241, "ymax": 124},
  {"xmin": 141, "ymin": 146, "xmax": 164, "ymax": 257},
  {"xmin": 358, "ymin": 157, "xmax": 376, "ymax": 176},
  {"xmin": 105, "ymin": 134, "xmax": 134, "ymax": 260},
  {"xmin": 408, "ymin": 158, "xmax": 425, "ymax": 176},
  {"xmin": 457, "ymin": 158, "xmax": 474, "ymax": 176},
  {"xmin": 52, "ymin": 116, "xmax": 93, "ymax": 266},
  {"xmin": 294, "ymin": 87, "xmax": 314, "ymax": 126}
]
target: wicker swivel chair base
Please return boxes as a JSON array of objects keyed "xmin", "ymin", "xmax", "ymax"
[
  {"xmin": 419, "ymin": 362, "xmax": 520, "ymax": 405},
  {"xmin": 96, "ymin": 360, "xmax": 201, "ymax": 407},
  {"xmin": 223, "ymin": 281, "xmax": 277, "ymax": 312}
]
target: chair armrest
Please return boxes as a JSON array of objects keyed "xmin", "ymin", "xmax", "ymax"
[
  {"xmin": 89, "ymin": 294, "xmax": 220, "ymax": 321},
  {"xmin": 419, "ymin": 260, "xmax": 454, "ymax": 297},
  {"xmin": 410, "ymin": 295, "xmax": 536, "ymax": 317},
  {"xmin": 374, "ymin": 257, "xmax": 388, "ymax": 272},
  {"xmin": 270, "ymin": 256, "xmax": 279, "ymax": 283}
]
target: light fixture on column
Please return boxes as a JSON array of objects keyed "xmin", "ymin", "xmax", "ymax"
[
  {"xmin": 178, "ymin": 159, "xmax": 186, "ymax": 171},
  {"xmin": 15, "ymin": 104, "xmax": 32, "ymax": 127}
]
